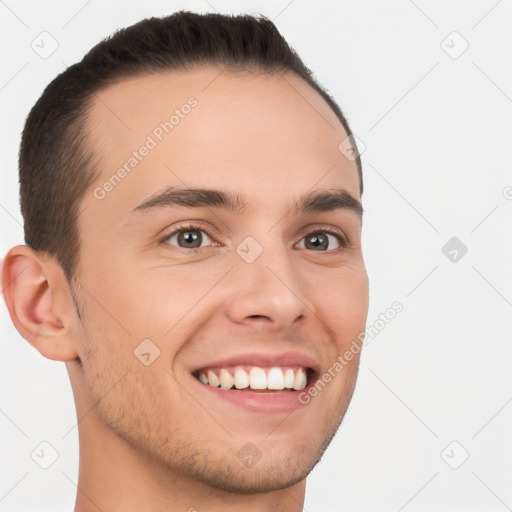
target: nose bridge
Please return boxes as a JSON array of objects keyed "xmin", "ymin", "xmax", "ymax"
[{"xmin": 225, "ymin": 234, "xmax": 312, "ymax": 327}]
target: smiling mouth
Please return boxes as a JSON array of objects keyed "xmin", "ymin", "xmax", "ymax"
[{"xmin": 192, "ymin": 365, "xmax": 315, "ymax": 392}]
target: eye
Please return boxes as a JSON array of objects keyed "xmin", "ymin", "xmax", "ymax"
[
  {"xmin": 159, "ymin": 223, "xmax": 349, "ymax": 253},
  {"xmin": 296, "ymin": 229, "xmax": 347, "ymax": 252},
  {"xmin": 162, "ymin": 225, "xmax": 214, "ymax": 250}
]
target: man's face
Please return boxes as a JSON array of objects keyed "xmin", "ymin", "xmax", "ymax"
[{"xmin": 70, "ymin": 67, "xmax": 369, "ymax": 492}]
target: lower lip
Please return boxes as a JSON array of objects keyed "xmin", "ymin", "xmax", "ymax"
[{"xmin": 191, "ymin": 375, "xmax": 312, "ymax": 413}]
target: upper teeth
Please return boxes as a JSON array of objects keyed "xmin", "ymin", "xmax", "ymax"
[{"xmin": 197, "ymin": 366, "xmax": 307, "ymax": 391}]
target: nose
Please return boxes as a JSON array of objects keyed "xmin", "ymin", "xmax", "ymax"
[{"xmin": 223, "ymin": 242, "xmax": 312, "ymax": 332}]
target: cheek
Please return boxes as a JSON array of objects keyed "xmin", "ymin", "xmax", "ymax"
[
  {"xmin": 76, "ymin": 300, "xmax": 174, "ymax": 411},
  {"xmin": 128, "ymin": 268, "xmax": 225, "ymax": 338},
  {"xmin": 305, "ymin": 264, "xmax": 369, "ymax": 335}
]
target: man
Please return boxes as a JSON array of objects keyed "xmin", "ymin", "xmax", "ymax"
[{"xmin": 2, "ymin": 11, "xmax": 369, "ymax": 511}]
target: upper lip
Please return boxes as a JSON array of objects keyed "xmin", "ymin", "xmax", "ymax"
[{"xmin": 191, "ymin": 351, "xmax": 320, "ymax": 374}]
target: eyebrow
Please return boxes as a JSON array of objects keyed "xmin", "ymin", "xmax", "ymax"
[{"xmin": 129, "ymin": 186, "xmax": 363, "ymax": 219}]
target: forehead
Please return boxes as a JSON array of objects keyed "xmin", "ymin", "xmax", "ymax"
[{"xmin": 82, "ymin": 68, "xmax": 359, "ymax": 225}]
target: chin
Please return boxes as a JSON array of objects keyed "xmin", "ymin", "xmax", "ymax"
[
  {"xmin": 175, "ymin": 439, "xmax": 327, "ymax": 495},
  {"xmin": 190, "ymin": 457, "xmax": 312, "ymax": 494}
]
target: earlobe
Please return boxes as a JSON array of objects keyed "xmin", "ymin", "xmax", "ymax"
[{"xmin": 1, "ymin": 245, "xmax": 79, "ymax": 362}]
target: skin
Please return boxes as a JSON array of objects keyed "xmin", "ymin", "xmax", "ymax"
[{"xmin": 2, "ymin": 67, "xmax": 369, "ymax": 511}]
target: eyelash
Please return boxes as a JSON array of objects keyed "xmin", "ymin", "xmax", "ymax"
[{"xmin": 159, "ymin": 221, "xmax": 350, "ymax": 253}]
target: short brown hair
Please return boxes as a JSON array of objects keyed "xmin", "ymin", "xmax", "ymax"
[{"xmin": 19, "ymin": 11, "xmax": 363, "ymax": 283}]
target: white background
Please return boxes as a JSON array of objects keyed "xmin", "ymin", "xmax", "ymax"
[{"xmin": 1, "ymin": 1, "xmax": 511, "ymax": 511}]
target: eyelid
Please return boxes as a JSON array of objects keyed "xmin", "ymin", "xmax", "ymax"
[
  {"xmin": 159, "ymin": 220, "xmax": 221, "ymax": 248},
  {"xmin": 295, "ymin": 223, "xmax": 350, "ymax": 249}
]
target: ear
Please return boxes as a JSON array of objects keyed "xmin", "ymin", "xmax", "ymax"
[{"xmin": 1, "ymin": 245, "xmax": 79, "ymax": 361}]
